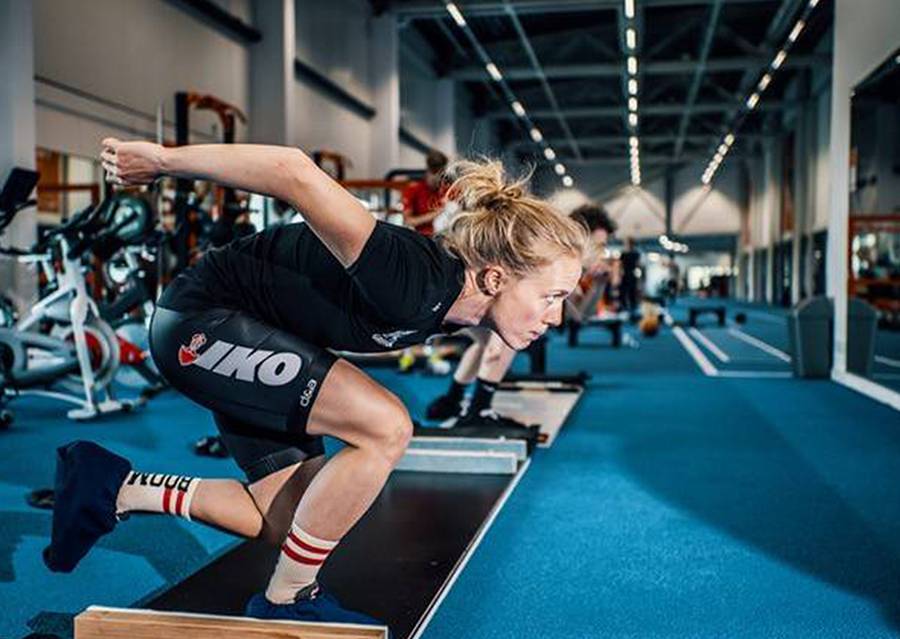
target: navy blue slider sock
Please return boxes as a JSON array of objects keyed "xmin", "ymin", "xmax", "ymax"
[{"xmin": 43, "ymin": 441, "xmax": 132, "ymax": 573}]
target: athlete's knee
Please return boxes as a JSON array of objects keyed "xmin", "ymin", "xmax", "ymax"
[
  {"xmin": 466, "ymin": 326, "xmax": 492, "ymax": 347},
  {"xmin": 367, "ymin": 392, "xmax": 412, "ymax": 465},
  {"xmin": 483, "ymin": 333, "xmax": 509, "ymax": 364}
]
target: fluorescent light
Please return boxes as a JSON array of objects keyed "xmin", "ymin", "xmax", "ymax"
[
  {"xmin": 554, "ymin": 163, "xmax": 566, "ymax": 176},
  {"xmin": 628, "ymin": 78, "xmax": 638, "ymax": 95},
  {"xmin": 530, "ymin": 128, "xmax": 543, "ymax": 142},
  {"xmin": 788, "ymin": 20, "xmax": 806, "ymax": 42},
  {"xmin": 718, "ymin": 143, "xmax": 728, "ymax": 155},
  {"xmin": 629, "ymin": 136, "xmax": 639, "ymax": 148},
  {"xmin": 544, "ymin": 148, "xmax": 556, "ymax": 160},
  {"xmin": 628, "ymin": 97, "xmax": 638, "ymax": 112},
  {"xmin": 628, "ymin": 112, "xmax": 638, "ymax": 127},
  {"xmin": 758, "ymin": 73, "xmax": 772, "ymax": 92},
  {"xmin": 446, "ymin": 3, "xmax": 466, "ymax": 27},
  {"xmin": 626, "ymin": 28, "xmax": 636, "ymax": 50},
  {"xmin": 772, "ymin": 50, "xmax": 787, "ymax": 70},
  {"xmin": 809, "ymin": 0, "xmax": 820, "ymax": 6},
  {"xmin": 511, "ymin": 101, "xmax": 526, "ymax": 117},
  {"xmin": 724, "ymin": 133, "xmax": 735, "ymax": 146},
  {"xmin": 714, "ymin": 153, "xmax": 723, "ymax": 164},
  {"xmin": 624, "ymin": 0, "xmax": 635, "ymax": 19},
  {"xmin": 486, "ymin": 63, "xmax": 502, "ymax": 81},
  {"xmin": 562, "ymin": 175, "xmax": 574, "ymax": 187},
  {"xmin": 702, "ymin": 174, "xmax": 711, "ymax": 185},
  {"xmin": 627, "ymin": 56, "xmax": 638, "ymax": 75},
  {"xmin": 746, "ymin": 92, "xmax": 760, "ymax": 109}
]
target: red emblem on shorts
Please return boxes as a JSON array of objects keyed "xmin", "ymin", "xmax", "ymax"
[{"xmin": 178, "ymin": 333, "xmax": 207, "ymax": 366}]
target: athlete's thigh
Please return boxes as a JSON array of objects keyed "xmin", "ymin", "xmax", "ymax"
[{"xmin": 305, "ymin": 358, "xmax": 410, "ymax": 449}]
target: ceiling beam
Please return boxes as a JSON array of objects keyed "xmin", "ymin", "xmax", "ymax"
[
  {"xmin": 451, "ymin": 54, "xmax": 828, "ymax": 80},
  {"xmin": 391, "ymin": 0, "xmax": 777, "ymax": 19},
  {"xmin": 561, "ymin": 153, "xmax": 749, "ymax": 166},
  {"xmin": 511, "ymin": 133, "xmax": 769, "ymax": 148},
  {"xmin": 503, "ymin": 1, "xmax": 582, "ymax": 159},
  {"xmin": 673, "ymin": 0, "xmax": 724, "ymax": 159},
  {"xmin": 488, "ymin": 101, "xmax": 791, "ymax": 119}
]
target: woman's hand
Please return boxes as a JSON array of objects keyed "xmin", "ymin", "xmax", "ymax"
[{"xmin": 100, "ymin": 138, "xmax": 165, "ymax": 186}]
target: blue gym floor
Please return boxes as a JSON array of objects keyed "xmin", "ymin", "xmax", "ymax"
[{"xmin": 2, "ymin": 299, "xmax": 900, "ymax": 638}]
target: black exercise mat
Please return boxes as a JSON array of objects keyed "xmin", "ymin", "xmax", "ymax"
[{"xmin": 143, "ymin": 471, "xmax": 512, "ymax": 639}]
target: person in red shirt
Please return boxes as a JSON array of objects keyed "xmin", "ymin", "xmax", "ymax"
[{"xmin": 401, "ymin": 150, "xmax": 448, "ymax": 236}]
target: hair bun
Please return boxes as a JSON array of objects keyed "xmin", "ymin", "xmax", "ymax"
[{"xmin": 446, "ymin": 159, "xmax": 529, "ymax": 213}]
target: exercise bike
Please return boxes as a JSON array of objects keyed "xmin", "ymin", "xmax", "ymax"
[
  {"xmin": 0, "ymin": 170, "xmax": 140, "ymax": 425},
  {"xmin": 92, "ymin": 193, "xmax": 168, "ymax": 398}
]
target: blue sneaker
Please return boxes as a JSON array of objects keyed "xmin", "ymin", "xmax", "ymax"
[
  {"xmin": 245, "ymin": 584, "xmax": 384, "ymax": 628},
  {"xmin": 43, "ymin": 441, "xmax": 132, "ymax": 573}
]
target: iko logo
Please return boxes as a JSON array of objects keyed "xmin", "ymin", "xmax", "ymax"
[
  {"xmin": 371, "ymin": 329, "xmax": 417, "ymax": 348},
  {"xmin": 178, "ymin": 332, "xmax": 303, "ymax": 387}
]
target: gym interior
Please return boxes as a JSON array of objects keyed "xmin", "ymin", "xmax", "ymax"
[{"xmin": 1, "ymin": 1, "xmax": 899, "ymax": 638}]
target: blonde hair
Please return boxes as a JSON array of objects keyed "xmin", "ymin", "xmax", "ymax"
[{"xmin": 439, "ymin": 159, "xmax": 587, "ymax": 275}]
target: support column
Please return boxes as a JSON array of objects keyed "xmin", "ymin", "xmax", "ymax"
[
  {"xmin": 434, "ymin": 78, "xmax": 456, "ymax": 157},
  {"xmin": 664, "ymin": 170, "xmax": 674, "ymax": 238},
  {"xmin": 737, "ymin": 160, "xmax": 751, "ymax": 300},
  {"xmin": 803, "ymin": 98, "xmax": 819, "ymax": 298},
  {"xmin": 368, "ymin": 12, "xmax": 399, "ymax": 179},
  {"xmin": 791, "ymin": 107, "xmax": 807, "ymax": 306},
  {"xmin": 249, "ymin": 0, "xmax": 295, "ymax": 145},
  {"xmin": 762, "ymin": 138, "xmax": 780, "ymax": 305},
  {"xmin": 747, "ymin": 250, "xmax": 756, "ymax": 302},
  {"xmin": 0, "ymin": 0, "xmax": 37, "ymax": 313}
]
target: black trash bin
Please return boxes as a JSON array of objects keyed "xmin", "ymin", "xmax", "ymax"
[
  {"xmin": 846, "ymin": 298, "xmax": 878, "ymax": 377},
  {"xmin": 787, "ymin": 296, "xmax": 832, "ymax": 378}
]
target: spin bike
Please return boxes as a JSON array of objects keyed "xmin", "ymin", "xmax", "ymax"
[{"xmin": 0, "ymin": 170, "xmax": 140, "ymax": 425}]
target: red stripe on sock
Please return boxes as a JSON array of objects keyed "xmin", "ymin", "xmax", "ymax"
[
  {"xmin": 175, "ymin": 489, "xmax": 186, "ymax": 517},
  {"xmin": 162, "ymin": 487, "xmax": 173, "ymax": 514},
  {"xmin": 281, "ymin": 543, "xmax": 327, "ymax": 566},
  {"xmin": 287, "ymin": 531, "xmax": 331, "ymax": 555}
]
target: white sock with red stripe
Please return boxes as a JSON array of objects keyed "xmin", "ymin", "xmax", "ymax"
[
  {"xmin": 115, "ymin": 471, "xmax": 200, "ymax": 520},
  {"xmin": 265, "ymin": 524, "xmax": 338, "ymax": 604}
]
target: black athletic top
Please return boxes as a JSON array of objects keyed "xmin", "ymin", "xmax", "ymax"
[{"xmin": 158, "ymin": 221, "xmax": 466, "ymax": 352}]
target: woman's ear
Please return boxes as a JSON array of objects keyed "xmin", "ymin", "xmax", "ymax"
[{"xmin": 477, "ymin": 266, "xmax": 506, "ymax": 297}]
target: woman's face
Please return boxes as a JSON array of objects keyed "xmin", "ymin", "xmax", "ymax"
[{"xmin": 484, "ymin": 254, "xmax": 583, "ymax": 350}]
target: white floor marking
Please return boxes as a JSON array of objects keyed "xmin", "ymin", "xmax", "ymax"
[
  {"xmin": 409, "ymin": 459, "xmax": 532, "ymax": 639},
  {"xmin": 673, "ymin": 326, "xmax": 719, "ymax": 376},
  {"xmin": 689, "ymin": 327, "xmax": 731, "ymax": 362},
  {"xmin": 728, "ymin": 328, "xmax": 792, "ymax": 363},
  {"xmin": 717, "ymin": 371, "xmax": 793, "ymax": 378},
  {"xmin": 875, "ymin": 355, "xmax": 900, "ymax": 369}
]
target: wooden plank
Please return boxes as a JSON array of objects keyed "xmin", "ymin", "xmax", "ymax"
[
  {"xmin": 409, "ymin": 436, "xmax": 528, "ymax": 461},
  {"xmin": 75, "ymin": 606, "xmax": 388, "ymax": 639},
  {"xmin": 395, "ymin": 449, "xmax": 517, "ymax": 475}
]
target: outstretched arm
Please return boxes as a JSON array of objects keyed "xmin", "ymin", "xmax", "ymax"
[{"xmin": 101, "ymin": 140, "xmax": 374, "ymax": 268}]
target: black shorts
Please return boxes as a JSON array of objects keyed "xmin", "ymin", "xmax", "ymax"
[{"xmin": 149, "ymin": 306, "xmax": 337, "ymax": 483}]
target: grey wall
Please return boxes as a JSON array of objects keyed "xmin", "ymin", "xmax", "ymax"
[{"xmin": 33, "ymin": 0, "xmax": 252, "ymax": 158}]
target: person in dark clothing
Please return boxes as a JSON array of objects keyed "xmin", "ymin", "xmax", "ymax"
[
  {"xmin": 45, "ymin": 141, "xmax": 588, "ymax": 627},
  {"xmin": 620, "ymin": 237, "xmax": 642, "ymax": 317}
]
